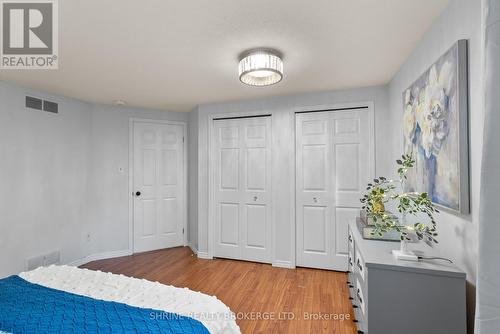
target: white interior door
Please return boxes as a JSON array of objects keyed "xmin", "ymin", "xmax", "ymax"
[
  {"xmin": 133, "ymin": 121, "xmax": 185, "ymax": 253},
  {"xmin": 213, "ymin": 117, "xmax": 272, "ymax": 263},
  {"xmin": 296, "ymin": 108, "xmax": 372, "ymax": 270}
]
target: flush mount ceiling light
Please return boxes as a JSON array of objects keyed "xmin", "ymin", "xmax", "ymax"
[{"xmin": 238, "ymin": 49, "xmax": 283, "ymax": 86}]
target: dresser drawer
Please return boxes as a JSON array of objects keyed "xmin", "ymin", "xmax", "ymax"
[
  {"xmin": 348, "ymin": 249, "xmax": 355, "ymax": 273},
  {"xmin": 348, "ymin": 226, "xmax": 356, "ymax": 272},
  {"xmin": 354, "ymin": 305, "xmax": 368, "ymax": 334},
  {"xmin": 349, "ymin": 273, "xmax": 368, "ymax": 332},
  {"xmin": 348, "ymin": 226, "xmax": 356, "ymax": 283},
  {"xmin": 348, "ymin": 228, "xmax": 355, "ymax": 249},
  {"xmin": 347, "ymin": 274, "xmax": 356, "ymax": 301},
  {"xmin": 355, "ymin": 249, "xmax": 366, "ymax": 282},
  {"xmin": 355, "ymin": 278, "xmax": 367, "ymax": 315}
]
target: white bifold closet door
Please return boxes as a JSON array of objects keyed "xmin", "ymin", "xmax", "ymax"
[
  {"xmin": 296, "ymin": 109, "xmax": 372, "ymax": 271},
  {"xmin": 213, "ymin": 116, "xmax": 272, "ymax": 263},
  {"xmin": 133, "ymin": 121, "xmax": 185, "ymax": 253}
]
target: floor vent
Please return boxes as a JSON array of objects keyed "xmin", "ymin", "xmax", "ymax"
[{"xmin": 26, "ymin": 250, "xmax": 61, "ymax": 271}]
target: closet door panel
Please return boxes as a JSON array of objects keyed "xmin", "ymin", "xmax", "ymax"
[
  {"xmin": 296, "ymin": 109, "xmax": 372, "ymax": 270},
  {"xmin": 242, "ymin": 117, "xmax": 272, "ymax": 262},
  {"xmin": 296, "ymin": 113, "xmax": 333, "ymax": 269},
  {"xmin": 214, "ymin": 120, "xmax": 243, "ymax": 259},
  {"xmin": 213, "ymin": 117, "xmax": 272, "ymax": 263},
  {"xmin": 332, "ymin": 111, "xmax": 371, "ymax": 262}
]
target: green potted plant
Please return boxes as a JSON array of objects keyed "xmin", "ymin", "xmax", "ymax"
[{"xmin": 360, "ymin": 154, "xmax": 439, "ymax": 261}]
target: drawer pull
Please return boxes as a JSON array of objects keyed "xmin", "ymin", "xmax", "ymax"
[
  {"xmin": 358, "ymin": 331, "xmax": 364, "ymax": 334},
  {"xmin": 353, "ymin": 319, "xmax": 359, "ymax": 323},
  {"xmin": 353, "ymin": 305, "xmax": 359, "ymax": 308},
  {"xmin": 357, "ymin": 259, "xmax": 363, "ymax": 272},
  {"xmin": 348, "ymin": 284, "xmax": 354, "ymax": 288},
  {"xmin": 357, "ymin": 288, "xmax": 363, "ymax": 304}
]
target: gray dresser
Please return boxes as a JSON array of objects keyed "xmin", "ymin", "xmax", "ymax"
[{"xmin": 348, "ymin": 219, "xmax": 466, "ymax": 334}]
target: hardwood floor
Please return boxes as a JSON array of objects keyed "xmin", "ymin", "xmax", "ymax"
[{"xmin": 82, "ymin": 247, "xmax": 357, "ymax": 334}]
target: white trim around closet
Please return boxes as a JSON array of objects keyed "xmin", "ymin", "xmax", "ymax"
[{"xmin": 204, "ymin": 101, "xmax": 374, "ymax": 269}]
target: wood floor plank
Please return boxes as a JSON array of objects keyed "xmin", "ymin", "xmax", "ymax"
[{"xmin": 81, "ymin": 247, "xmax": 357, "ymax": 334}]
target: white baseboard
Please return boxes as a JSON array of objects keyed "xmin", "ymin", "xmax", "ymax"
[
  {"xmin": 66, "ymin": 249, "xmax": 132, "ymax": 267},
  {"xmin": 272, "ymin": 260, "xmax": 295, "ymax": 269},
  {"xmin": 66, "ymin": 258, "xmax": 88, "ymax": 267},
  {"xmin": 188, "ymin": 242, "xmax": 198, "ymax": 255},
  {"xmin": 197, "ymin": 251, "xmax": 212, "ymax": 259}
]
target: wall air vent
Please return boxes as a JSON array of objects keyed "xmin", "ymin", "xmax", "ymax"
[
  {"xmin": 25, "ymin": 96, "xmax": 59, "ymax": 113},
  {"xmin": 25, "ymin": 96, "xmax": 43, "ymax": 110},
  {"xmin": 43, "ymin": 100, "xmax": 59, "ymax": 113}
]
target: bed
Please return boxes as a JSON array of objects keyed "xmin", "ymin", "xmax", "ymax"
[{"xmin": 0, "ymin": 265, "xmax": 241, "ymax": 334}]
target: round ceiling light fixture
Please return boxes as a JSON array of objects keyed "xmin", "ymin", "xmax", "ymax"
[{"xmin": 238, "ymin": 49, "xmax": 283, "ymax": 86}]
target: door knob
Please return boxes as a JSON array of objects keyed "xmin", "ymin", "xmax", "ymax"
[
  {"xmin": 135, "ymin": 191, "xmax": 141, "ymax": 197},
  {"xmin": 253, "ymin": 196, "xmax": 258, "ymax": 201}
]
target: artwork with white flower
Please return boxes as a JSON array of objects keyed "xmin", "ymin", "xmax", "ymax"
[{"xmin": 402, "ymin": 40, "xmax": 469, "ymax": 214}]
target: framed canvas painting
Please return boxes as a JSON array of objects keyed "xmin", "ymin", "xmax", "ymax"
[{"xmin": 402, "ymin": 39, "xmax": 470, "ymax": 214}]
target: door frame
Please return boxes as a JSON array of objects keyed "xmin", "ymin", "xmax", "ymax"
[
  {"xmin": 292, "ymin": 101, "xmax": 375, "ymax": 269},
  {"xmin": 128, "ymin": 118, "xmax": 188, "ymax": 253},
  {"xmin": 207, "ymin": 111, "xmax": 276, "ymax": 263}
]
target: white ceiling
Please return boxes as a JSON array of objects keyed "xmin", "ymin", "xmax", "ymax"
[{"xmin": 0, "ymin": 0, "xmax": 449, "ymax": 112}]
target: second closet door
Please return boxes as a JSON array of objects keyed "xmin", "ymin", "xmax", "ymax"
[
  {"xmin": 214, "ymin": 117, "xmax": 272, "ymax": 263},
  {"xmin": 296, "ymin": 109, "xmax": 372, "ymax": 271}
]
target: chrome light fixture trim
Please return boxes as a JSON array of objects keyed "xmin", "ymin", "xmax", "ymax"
[{"xmin": 238, "ymin": 49, "xmax": 283, "ymax": 86}]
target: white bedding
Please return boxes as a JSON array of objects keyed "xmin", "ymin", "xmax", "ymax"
[{"xmin": 18, "ymin": 265, "xmax": 240, "ymax": 334}]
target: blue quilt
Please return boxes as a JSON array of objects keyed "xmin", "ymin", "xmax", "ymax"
[{"xmin": 0, "ymin": 275, "xmax": 210, "ymax": 334}]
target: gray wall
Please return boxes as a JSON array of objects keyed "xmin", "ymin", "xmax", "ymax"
[
  {"xmin": 476, "ymin": 0, "xmax": 500, "ymax": 332},
  {"xmin": 0, "ymin": 81, "xmax": 188, "ymax": 277},
  {"xmin": 188, "ymin": 107, "xmax": 199, "ymax": 250},
  {"xmin": 195, "ymin": 86, "xmax": 390, "ymax": 265},
  {"xmin": 85, "ymin": 104, "xmax": 188, "ymax": 256},
  {"xmin": 0, "ymin": 81, "xmax": 91, "ymax": 277},
  {"xmin": 387, "ymin": 0, "xmax": 483, "ymax": 331}
]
